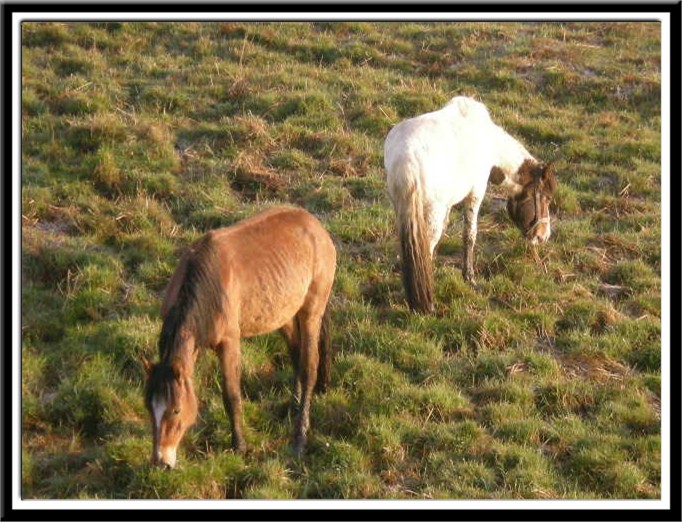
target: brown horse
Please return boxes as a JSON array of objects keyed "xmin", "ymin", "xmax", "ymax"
[{"xmin": 142, "ymin": 207, "xmax": 336, "ymax": 468}]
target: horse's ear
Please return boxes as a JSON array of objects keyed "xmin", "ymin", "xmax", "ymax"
[
  {"xmin": 142, "ymin": 357, "xmax": 154, "ymax": 376},
  {"xmin": 542, "ymin": 162, "xmax": 558, "ymax": 193},
  {"xmin": 543, "ymin": 161, "xmax": 556, "ymax": 178}
]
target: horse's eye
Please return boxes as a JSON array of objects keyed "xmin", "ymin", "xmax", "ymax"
[{"xmin": 172, "ymin": 408, "xmax": 181, "ymax": 416}]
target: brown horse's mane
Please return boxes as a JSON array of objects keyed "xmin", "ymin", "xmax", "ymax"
[
  {"xmin": 158, "ymin": 235, "xmax": 226, "ymax": 362},
  {"xmin": 144, "ymin": 362, "xmax": 178, "ymax": 407}
]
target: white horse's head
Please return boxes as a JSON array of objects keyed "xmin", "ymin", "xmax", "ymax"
[{"xmin": 491, "ymin": 161, "xmax": 557, "ymax": 245}]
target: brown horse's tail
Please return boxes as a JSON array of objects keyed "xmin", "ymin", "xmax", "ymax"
[
  {"xmin": 314, "ymin": 305, "xmax": 333, "ymax": 394},
  {"xmin": 396, "ymin": 180, "xmax": 434, "ymax": 313}
]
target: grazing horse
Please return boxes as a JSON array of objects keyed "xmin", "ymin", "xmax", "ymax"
[
  {"xmin": 384, "ymin": 96, "xmax": 558, "ymax": 312},
  {"xmin": 142, "ymin": 207, "xmax": 336, "ymax": 468}
]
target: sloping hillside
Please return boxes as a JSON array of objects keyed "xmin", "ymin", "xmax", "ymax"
[{"xmin": 21, "ymin": 21, "xmax": 661, "ymax": 499}]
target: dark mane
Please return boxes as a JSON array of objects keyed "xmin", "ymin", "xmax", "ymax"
[
  {"xmin": 158, "ymin": 235, "xmax": 226, "ymax": 361},
  {"xmin": 144, "ymin": 363, "xmax": 177, "ymax": 406}
]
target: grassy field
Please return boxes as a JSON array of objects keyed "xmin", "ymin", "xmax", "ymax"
[{"xmin": 21, "ymin": 21, "xmax": 662, "ymax": 500}]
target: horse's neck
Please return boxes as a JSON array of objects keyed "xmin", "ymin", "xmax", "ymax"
[
  {"xmin": 491, "ymin": 125, "xmax": 534, "ymax": 181},
  {"xmin": 161, "ymin": 329, "xmax": 197, "ymax": 374}
]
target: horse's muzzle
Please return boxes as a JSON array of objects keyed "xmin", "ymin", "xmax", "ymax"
[
  {"xmin": 152, "ymin": 447, "xmax": 177, "ymax": 469},
  {"xmin": 527, "ymin": 217, "xmax": 551, "ymax": 245}
]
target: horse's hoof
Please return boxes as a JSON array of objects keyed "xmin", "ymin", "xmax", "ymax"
[
  {"xmin": 463, "ymin": 273, "xmax": 476, "ymax": 285},
  {"xmin": 409, "ymin": 301, "xmax": 434, "ymax": 314},
  {"xmin": 292, "ymin": 438, "xmax": 306, "ymax": 457},
  {"xmin": 232, "ymin": 440, "xmax": 247, "ymax": 454}
]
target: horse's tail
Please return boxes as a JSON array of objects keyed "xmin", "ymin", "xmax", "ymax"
[
  {"xmin": 314, "ymin": 304, "xmax": 333, "ymax": 394},
  {"xmin": 395, "ymin": 178, "xmax": 434, "ymax": 313}
]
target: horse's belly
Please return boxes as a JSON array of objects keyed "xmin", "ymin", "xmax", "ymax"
[
  {"xmin": 423, "ymin": 174, "xmax": 470, "ymax": 208},
  {"xmin": 422, "ymin": 156, "xmax": 486, "ymax": 208},
  {"xmin": 237, "ymin": 285, "xmax": 307, "ymax": 337},
  {"xmin": 391, "ymin": 124, "xmax": 489, "ymax": 209}
]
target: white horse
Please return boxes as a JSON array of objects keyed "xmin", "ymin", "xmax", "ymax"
[{"xmin": 384, "ymin": 96, "xmax": 557, "ymax": 312}]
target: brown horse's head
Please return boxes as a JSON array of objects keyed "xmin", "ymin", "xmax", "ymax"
[
  {"xmin": 143, "ymin": 358, "xmax": 198, "ymax": 469},
  {"xmin": 504, "ymin": 160, "xmax": 557, "ymax": 245}
]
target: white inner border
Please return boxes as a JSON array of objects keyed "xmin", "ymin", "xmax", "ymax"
[{"xmin": 12, "ymin": 10, "xmax": 671, "ymax": 513}]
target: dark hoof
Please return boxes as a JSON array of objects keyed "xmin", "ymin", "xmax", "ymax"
[
  {"xmin": 409, "ymin": 301, "xmax": 434, "ymax": 314},
  {"xmin": 463, "ymin": 271, "xmax": 477, "ymax": 288},
  {"xmin": 232, "ymin": 440, "xmax": 247, "ymax": 454},
  {"xmin": 292, "ymin": 437, "xmax": 306, "ymax": 457}
]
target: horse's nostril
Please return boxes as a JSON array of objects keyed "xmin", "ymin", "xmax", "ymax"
[
  {"xmin": 155, "ymin": 458, "xmax": 174, "ymax": 470},
  {"xmin": 152, "ymin": 452, "xmax": 173, "ymax": 469}
]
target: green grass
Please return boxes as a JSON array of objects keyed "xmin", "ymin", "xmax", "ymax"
[{"xmin": 21, "ymin": 21, "xmax": 662, "ymax": 500}]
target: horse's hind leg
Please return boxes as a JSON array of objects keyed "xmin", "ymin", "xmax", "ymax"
[
  {"xmin": 291, "ymin": 310, "xmax": 322, "ymax": 456},
  {"xmin": 217, "ymin": 336, "xmax": 246, "ymax": 453},
  {"xmin": 426, "ymin": 203, "xmax": 450, "ymax": 256},
  {"xmin": 280, "ymin": 319, "xmax": 302, "ymax": 403},
  {"xmin": 463, "ymin": 194, "xmax": 483, "ymax": 284}
]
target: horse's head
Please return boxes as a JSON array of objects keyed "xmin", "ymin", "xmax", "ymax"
[
  {"xmin": 143, "ymin": 358, "xmax": 198, "ymax": 469},
  {"xmin": 493, "ymin": 160, "xmax": 557, "ymax": 245}
]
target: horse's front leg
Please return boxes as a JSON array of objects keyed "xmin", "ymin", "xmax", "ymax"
[
  {"xmin": 463, "ymin": 195, "xmax": 483, "ymax": 285},
  {"xmin": 217, "ymin": 336, "xmax": 246, "ymax": 453}
]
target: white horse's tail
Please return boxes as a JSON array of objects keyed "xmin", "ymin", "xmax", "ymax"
[{"xmin": 395, "ymin": 177, "xmax": 434, "ymax": 313}]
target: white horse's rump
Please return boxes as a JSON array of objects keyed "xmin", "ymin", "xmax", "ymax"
[{"xmin": 384, "ymin": 96, "xmax": 557, "ymax": 312}]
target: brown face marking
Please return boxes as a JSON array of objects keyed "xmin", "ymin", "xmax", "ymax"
[{"xmin": 506, "ymin": 160, "xmax": 557, "ymax": 243}]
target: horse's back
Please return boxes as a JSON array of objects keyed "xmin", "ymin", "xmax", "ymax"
[
  {"xmin": 442, "ymin": 96, "xmax": 492, "ymax": 122},
  {"xmin": 213, "ymin": 206, "xmax": 334, "ymax": 261},
  {"xmin": 384, "ymin": 96, "xmax": 493, "ymax": 206},
  {"xmin": 210, "ymin": 207, "xmax": 336, "ymax": 336},
  {"xmin": 385, "ymin": 96, "xmax": 492, "ymax": 162}
]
